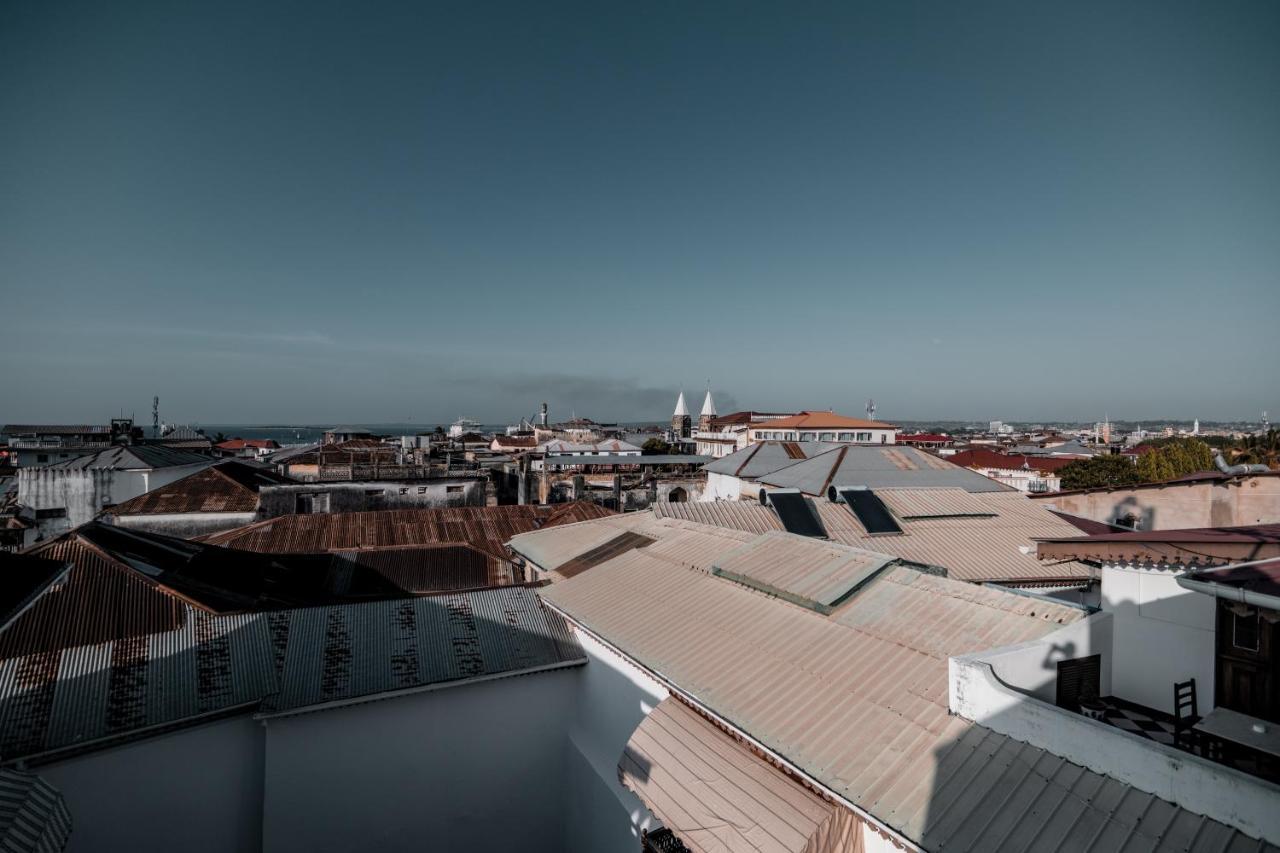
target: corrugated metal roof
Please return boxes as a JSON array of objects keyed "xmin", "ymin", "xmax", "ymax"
[
  {"xmin": 334, "ymin": 544, "xmax": 515, "ymax": 592},
  {"xmin": 658, "ymin": 497, "xmax": 1095, "ymax": 584},
  {"xmin": 47, "ymin": 445, "xmax": 212, "ymax": 471},
  {"xmin": 703, "ymin": 442, "xmax": 838, "ymax": 479},
  {"xmin": 710, "ymin": 532, "xmax": 892, "ymax": 613},
  {"xmin": 540, "ymin": 553, "xmax": 1274, "ymax": 852},
  {"xmin": 0, "ymin": 555, "xmax": 70, "ymax": 635},
  {"xmin": 260, "ymin": 586, "xmax": 584, "ymax": 716},
  {"xmin": 0, "ymin": 768, "xmax": 72, "ymax": 852},
  {"xmin": 0, "ymin": 608, "xmax": 277, "ymax": 762},
  {"xmin": 200, "ymin": 503, "xmax": 612, "ymax": 563},
  {"xmin": 759, "ymin": 446, "xmax": 1007, "ymax": 496},
  {"xmin": 509, "ymin": 513, "xmax": 659, "ymax": 573},
  {"xmin": 876, "ymin": 488, "xmax": 997, "ymax": 519},
  {"xmin": 103, "ymin": 461, "xmax": 290, "ymax": 516},
  {"xmin": 619, "ymin": 696, "xmax": 858, "ymax": 853}
]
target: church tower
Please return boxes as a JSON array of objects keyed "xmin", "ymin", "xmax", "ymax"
[
  {"xmin": 672, "ymin": 391, "xmax": 691, "ymax": 440},
  {"xmin": 699, "ymin": 389, "xmax": 717, "ymax": 433}
]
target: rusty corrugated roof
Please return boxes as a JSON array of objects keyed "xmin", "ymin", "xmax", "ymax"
[
  {"xmin": 199, "ymin": 503, "xmax": 613, "ymax": 563},
  {"xmin": 334, "ymin": 544, "xmax": 515, "ymax": 592},
  {"xmin": 102, "ymin": 461, "xmax": 291, "ymax": 516},
  {"xmin": 540, "ymin": 542, "xmax": 1273, "ymax": 852}
]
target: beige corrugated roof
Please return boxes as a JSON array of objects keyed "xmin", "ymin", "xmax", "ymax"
[
  {"xmin": 620, "ymin": 696, "xmax": 864, "ymax": 853},
  {"xmin": 655, "ymin": 495, "xmax": 1095, "ymax": 584},
  {"xmin": 875, "ymin": 488, "xmax": 995, "ymax": 519},
  {"xmin": 541, "ymin": 549, "xmax": 1272, "ymax": 852},
  {"xmin": 711, "ymin": 532, "xmax": 892, "ymax": 613}
]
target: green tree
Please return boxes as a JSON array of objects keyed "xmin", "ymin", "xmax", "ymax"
[
  {"xmin": 642, "ymin": 437, "xmax": 672, "ymax": 455},
  {"xmin": 1233, "ymin": 429, "xmax": 1279, "ymax": 469},
  {"xmin": 1135, "ymin": 438, "xmax": 1213, "ymax": 482},
  {"xmin": 1059, "ymin": 455, "xmax": 1142, "ymax": 491}
]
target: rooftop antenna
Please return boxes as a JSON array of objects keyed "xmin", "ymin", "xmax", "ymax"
[
  {"xmin": 152, "ymin": 396, "xmax": 160, "ymax": 439},
  {"xmin": 866, "ymin": 398, "xmax": 876, "ymax": 420}
]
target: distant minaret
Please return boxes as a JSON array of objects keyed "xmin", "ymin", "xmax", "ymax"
[
  {"xmin": 672, "ymin": 391, "xmax": 691, "ymax": 440},
  {"xmin": 698, "ymin": 387, "xmax": 717, "ymax": 433}
]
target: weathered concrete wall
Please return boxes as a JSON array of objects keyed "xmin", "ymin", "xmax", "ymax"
[
  {"xmin": 1039, "ymin": 475, "xmax": 1280, "ymax": 530},
  {"xmin": 258, "ymin": 479, "xmax": 485, "ymax": 517},
  {"xmin": 110, "ymin": 511, "xmax": 257, "ymax": 538}
]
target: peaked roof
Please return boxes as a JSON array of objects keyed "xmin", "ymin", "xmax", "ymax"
[
  {"xmin": 198, "ymin": 503, "xmax": 615, "ymax": 562},
  {"xmin": 753, "ymin": 411, "xmax": 896, "ymax": 431},
  {"xmin": 102, "ymin": 461, "xmax": 292, "ymax": 516},
  {"xmin": 46, "ymin": 445, "xmax": 211, "ymax": 471},
  {"xmin": 673, "ymin": 391, "xmax": 689, "ymax": 417},
  {"xmin": 700, "ymin": 390, "xmax": 717, "ymax": 417},
  {"xmin": 703, "ymin": 441, "xmax": 839, "ymax": 478},
  {"xmin": 0, "ymin": 553, "xmax": 70, "ymax": 635},
  {"xmin": 758, "ymin": 445, "xmax": 1009, "ymax": 496}
]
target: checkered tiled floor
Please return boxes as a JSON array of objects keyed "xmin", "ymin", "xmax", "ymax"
[{"xmin": 1098, "ymin": 700, "xmax": 1178, "ymax": 746}]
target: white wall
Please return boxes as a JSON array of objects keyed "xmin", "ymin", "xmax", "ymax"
[
  {"xmin": 564, "ymin": 631, "xmax": 669, "ymax": 853},
  {"xmin": 112, "ymin": 510, "xmax": 257, "ymax": 538},
  {"xmin": 701, "ymin": 471, "xmax": 744, "ymax": 501},
  {"xmin": 1102, "ymin": 564, "xmax": 1215, "ymax": 713},
  {"xmin": 978, "ymin": 611, "xmax": 1113, "ymax": 704},
  {"xmin": 38, "ymin": 716, "xmax": 264, "ymax": 853},
  {"xmin": 261, "ymin": 667, "xmax": 580, "ymax": 853}
]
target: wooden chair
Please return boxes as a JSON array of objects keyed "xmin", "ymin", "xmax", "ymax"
[{"xmin": 1173, "ymin": 678, "xmax": 1199, "ymax": 751}]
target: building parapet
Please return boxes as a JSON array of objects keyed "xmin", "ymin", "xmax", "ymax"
[{"xmin": 948, "ymin": 615, "xmax": 1280, "ymax": 844}]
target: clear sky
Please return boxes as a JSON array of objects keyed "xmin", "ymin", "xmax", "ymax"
[{"xmin": 3, "ymin": 1, "xmax": 1277, "ymax": 425}]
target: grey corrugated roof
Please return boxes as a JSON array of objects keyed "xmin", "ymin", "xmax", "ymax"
[
  {"xmin": 0, "ymin": 768, "xmax": 72, "ymax": 853},
  {"xmin": 259, "ymin": 586, "xmax": 584, "ymax": 716},
  {"xmin": 759, "ymin": 445, "xmax": 1008, "ymax": 495},
  {"xmin": 0, "ymin": 609, "xmax": 277, "ymax": 762},
  {"xmin": 703, "ymin": 442, "xmax": 837, "ymax": 478},
  {"xmin": 47, "ymin": 445, "xmax": 212, "ymax": 471}
]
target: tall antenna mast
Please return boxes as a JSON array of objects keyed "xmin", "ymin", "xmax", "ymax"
[
  {"xmin": 152, "ymin": 396, "xmax": 160, "ymax": 438},
  {"xmin": 866, "ymin": 398, "xmax": 876, "ymax": 420}
]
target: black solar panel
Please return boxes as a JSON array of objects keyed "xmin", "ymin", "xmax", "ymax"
[
  {"xmin": 838, "ymin": 487, "xmax": 903, "ymax": 535},
  {"xmin": 767, "ymin": 490, "xmax": 827, "ymax": 538}
]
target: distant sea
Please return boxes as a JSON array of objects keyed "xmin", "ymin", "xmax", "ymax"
[{"xmin": 199, "ymin": 422, "xmax": 667, "ymax": 443}]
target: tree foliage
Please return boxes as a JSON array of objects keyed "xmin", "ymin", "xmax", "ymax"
[
  {"xmin": 1232, "ymin": 429, "xmax": 1280, "ymax": 469},
  {"xmin": 1059, "ymin": 455, "xmax": 1142, "ymax": 491},
  {"xmin": 642, "ymin": 437, "xmax": 672, "ymax": 455},
  {"xmin": 1134, "ymin": 437, "xmax": 1214, "ymax": 482}
]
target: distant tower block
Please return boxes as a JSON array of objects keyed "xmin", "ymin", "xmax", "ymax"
[
  {"xmin": 672, "ymin": 391, "xmax": 691, "ymax": 440},
  {"xmin": 699, "ymin": 388, "xmax": 717, "ymax": 433}
]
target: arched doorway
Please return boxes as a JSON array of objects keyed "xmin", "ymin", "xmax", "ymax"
[{"xmin": 667, "ymin": 487, "xmax": 688, "ymax": 503}]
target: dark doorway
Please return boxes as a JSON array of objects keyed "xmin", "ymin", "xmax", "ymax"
[
  {"xmin": 1215, "ymin": 602, "xmax": 1280, "ymax": 723},
  {"xmin": 666, "ymin": 487, "xmax": 687, "ymax": 503}
]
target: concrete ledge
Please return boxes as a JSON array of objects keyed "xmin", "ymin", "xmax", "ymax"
[{"xmin": 950, "ymin": 654, "xmax": 1280, "ymax": 844}]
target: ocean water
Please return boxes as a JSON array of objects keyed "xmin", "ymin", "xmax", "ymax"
[{"xmin": 198, "ymin": 422, "xmax": 666, "ymax": 442}]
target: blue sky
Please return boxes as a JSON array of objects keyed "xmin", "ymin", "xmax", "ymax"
[{"xmin": 3, "ymin": 0, "xmax": 1277, "ymax": 425}]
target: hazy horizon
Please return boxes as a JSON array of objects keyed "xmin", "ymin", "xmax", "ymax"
[{"xmin": 4, "ymin": 1, "xmax": 1277, "ymax": 424}]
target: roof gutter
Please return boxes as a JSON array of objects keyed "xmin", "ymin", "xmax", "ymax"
[
  {"xmin": 545, "ymin": 603, "xmax": 925, "ymax": 853},
  {"xmin": 1175, "ymin": 556, "xmax": 1280, "ymax": 612}
]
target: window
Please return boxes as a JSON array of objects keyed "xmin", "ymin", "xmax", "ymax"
[
  {"xmin": 1233, "ymin": 610, "xmax": 1260, "ymax": 652},
  {"xmin": 856, "ymin": 432, "xmax": 871, "ymax": 442},
  {"xmin": 35, "ymin": 507, "xmax": 67, "ymax": 519},
  {"xmin": 36, "ymin": 454, "xmax": 48, "ymax": 463},
  {"xmin": 819, "ymin": 432, "xmax": 835, "ymax": 442},
  {"xmin": 417, "ymin": 486, "xmax": 427, "ymax": 495},
  {"xmin": 446, "ymin": 485, "xmax": 464, "ymax": 494},
  {"xmin": 399, "ymin": 487, "xmax": 409, "ymax": 495},
  {"xmin": 838, "ymin": 432, "xmax": 853, "ymax": 441}
]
